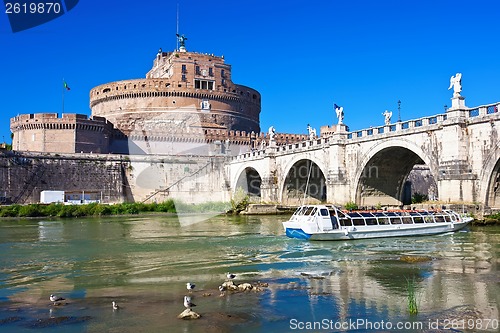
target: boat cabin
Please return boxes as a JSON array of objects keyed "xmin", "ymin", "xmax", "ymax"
[{"xmin": 290, "ymin": 205, "xmax": 462, "ymax": 231}]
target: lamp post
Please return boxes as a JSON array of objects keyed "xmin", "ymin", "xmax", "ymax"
[{"xmin": 397, "ymin": 100, "xmax": 401, "ymax": 122}]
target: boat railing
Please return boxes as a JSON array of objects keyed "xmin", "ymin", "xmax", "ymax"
[{"xmin": 333, "ymin": 208, "xmax": 460, "ymax": 227}]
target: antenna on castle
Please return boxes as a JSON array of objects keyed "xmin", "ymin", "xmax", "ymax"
[{"xmin": 176, "ymin": 3, "xmax": 179, "ymax": 51}]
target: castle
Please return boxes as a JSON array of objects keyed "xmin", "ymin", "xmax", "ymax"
[{"xmin": 10, "ymin": 38, "xmax": 306, "ymax": 155}]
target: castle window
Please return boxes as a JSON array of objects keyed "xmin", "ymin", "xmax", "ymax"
[
  {"xmin": 195, "ymin": 66, "xmax": 200, "ymax": 75},
  {"xmin": 182, "ymin": 74, "xmax": 186, "ymax": 81},
  {"xmin": 194, "ymin": 79, "xmax": 214, "ymax": 90},
  {"xmin": 209, "ymin": 68, "xmax": 213, "ymax": 76},
  {"xmin": 221, "ymin": 79, "xmax": 225, "ymax": 86},
  {"xmin": 182, "ymin": 64, "xmax": 187, "ymax": 73},
  {"xmin": 103, "ymin": 88, "xmax": 111, "ymax": 93},
  {"xmin": 221, "ymin": 69, "xmax": 225, "ymax": 78}
]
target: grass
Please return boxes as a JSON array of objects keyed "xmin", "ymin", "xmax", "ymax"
[
  {"xmin": 406, "ymin": 276, "xmax": 419, "ymax": 315},
  {"xmin": 0, "ymin": 200, "xmax": 231, "ymax": 219}
]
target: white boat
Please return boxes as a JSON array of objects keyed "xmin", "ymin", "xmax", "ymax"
[{"xmin": 282, "ymin": 205, "xmax": 474, "ymax": 241}]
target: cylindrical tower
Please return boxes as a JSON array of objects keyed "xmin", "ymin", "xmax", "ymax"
[{"xmin": 89, "ymin": 49, "xmax": 261, "ymax": 137}]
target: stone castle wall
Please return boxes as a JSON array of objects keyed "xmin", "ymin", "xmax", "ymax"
[
  {"xmin": 0, "ymin": 151, "xmax": 230, "ymax": 205},
  {"xmin": 89, "ymin": 79, "xmax": 260, "ymax": 134},
  {"xmin": 10, "ymin": 113, "xmax": 113, "ymax": 154},
  {"xmin": 0, "ymin": 152, "xmax": 126, "ymax": 204}
]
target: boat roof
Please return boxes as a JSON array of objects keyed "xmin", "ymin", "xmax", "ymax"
[{"xmin": 294, "ymin": 204, "xmax": 454, "ymax": 214}]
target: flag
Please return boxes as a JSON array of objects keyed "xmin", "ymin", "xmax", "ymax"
[{"xmin": 64, "ymin": 81, "xmax": 70, "ymax": 91}]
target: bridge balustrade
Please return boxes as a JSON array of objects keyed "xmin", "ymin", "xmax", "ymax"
[
  {"xmin": 487, "ymin": 105, "xmax": 498, "ymax": 114},
  {"xmin": 469, "ymin": 108, "xmax": 479, "ymax": 117},
  {"xmin": 231, "ymin": 102, "xmax": 499, "ymax": 161}
]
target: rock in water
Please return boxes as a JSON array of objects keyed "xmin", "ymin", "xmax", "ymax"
[
  {"xmin": 237, "ymin": 283, "xmax": 253, "ymax": 291},
  {"xmin": 177, "ymin": 308, "xmax": 201, "ymax": 320}
]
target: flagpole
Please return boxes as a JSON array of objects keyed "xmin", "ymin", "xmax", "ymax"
[{"xmin": 62, "ymin": 78, "xmax": 65, "ymax": 114}]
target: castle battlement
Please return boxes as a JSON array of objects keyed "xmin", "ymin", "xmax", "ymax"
[{"xmin": 12, "ymin": 45, "xmax": 263, "ymax": 155}]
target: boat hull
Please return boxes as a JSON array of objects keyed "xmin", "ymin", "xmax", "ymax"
[{"xmin": 283, "ymin": 219, "xmax": 472, "ymax": 241}]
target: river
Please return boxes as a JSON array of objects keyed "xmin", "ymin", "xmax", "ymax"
[{"xmin": 0, "ymin": 214, "xmax": 498, "ymax": 332}]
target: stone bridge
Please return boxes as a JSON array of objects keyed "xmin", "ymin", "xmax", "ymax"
[{"xmin": 227, "ymin": 100, "xmax": 500, "ymax": 208}]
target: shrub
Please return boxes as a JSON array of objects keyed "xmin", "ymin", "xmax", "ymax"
[
  {"xmin": 411, "ymin": 192, "xmax": 428, "ymax": 204},
  {"xmin": 0, "ymin": 204, "xmax": 21, "ymax": 217},
  {"xmin": 42, "ymin": 203, "xmax": 64, "ymax": 217},
  {"xmin": 93, "ymin": 204, "xmax": 112, "ymax": 216},
  {"xmin": 18, "ymin": 204, "xmax": 43, "ymax": 217},
  {"xmin": 344, "ymin": 201, "xmax": 358, "ymax": 211}
]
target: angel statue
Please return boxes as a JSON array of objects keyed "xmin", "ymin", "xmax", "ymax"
[
  {"xmin": 176, "ymin": 33, "xmax": 188, "ymax": 48},
  {"xmin": 382, "ymin": 110, "xmax": 392, "ymax": 125},
  {"xmin": 307, "ymin": 124, "xmax": 317, "ymax": 140},
  {"xmin": 448, "ymin": 73, "xmax": 462, "ymax": 97},
  {"xmin": 334, "ymin": 103, "xmax": 344, "ymax": 125},
  {"xmin": 268, "ymin": 125, "xmax": 276, "ymax": 143}
]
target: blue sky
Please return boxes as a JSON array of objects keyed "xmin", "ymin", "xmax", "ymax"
[{"xmin": 1, "ymin": 0, "xmax": 499, "ymax": 143}]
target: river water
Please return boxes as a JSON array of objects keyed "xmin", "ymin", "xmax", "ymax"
[{"xmin": 0, "ymin": 214, "xmax": 498, "ymax": 332}]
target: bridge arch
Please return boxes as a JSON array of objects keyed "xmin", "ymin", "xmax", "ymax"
[
  {"xmin": 280, "ymin": 155, "xmax": 327, "ymax": 205},
  {"xmin": 232, "ymin": 163, "xmax": 265, "ymax": 198},
  {"xmin": 353, "ymin": 139, "xmax": 438, "ymax": 206},
  {"xmin": 478, "ymin": 144, "xmax": 500, "ymax": 208}
]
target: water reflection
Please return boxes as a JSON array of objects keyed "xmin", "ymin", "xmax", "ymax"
[{"xmin": 0, "ymin": 216, "xmax": 498, "ymax": 332}]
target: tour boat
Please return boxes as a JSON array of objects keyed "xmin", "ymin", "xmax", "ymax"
[{"xmin": 282, "ymin": 205, "xmax": 474, "ymax": 241}]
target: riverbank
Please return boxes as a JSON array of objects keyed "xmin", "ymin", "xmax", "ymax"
[
  {"xmin": 0, "ymin": 200, "xmax": 230, "ymax": 219},
  {"xmin": 1, "ymin": 201, "xmax": 499, "ymax": 226}
]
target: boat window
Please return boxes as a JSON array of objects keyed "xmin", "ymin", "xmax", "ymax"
[
  {"xmin": 311, "ymin": 208, "xmax": 317, "ymax": 216},
  {"xmin": 444, "ymin": 215, "xmax": 452, "ymax": 222},
  {"xmin": 360, "ymin": 213, "xmax": 374, "ymax": 218},
  {"xmin": 413, "ymin": 217, "xmax": 424, "ymax": 223},
  {"xmin": 339, "ymin": 219, "xmax": 352, "ymax": 227},
  {"xmin": 365, "ymin": 218, "xmax": 378, "ymax": 225},
  {"xmin": 450, "ymin": 214, "xmax": 457, "ymax": 221},
  {"xmin": 347, "ymin": 212, "xmax": 362, "ymax": 218},
  {"xmin": 320, "ymin": 208, "xmax": 329, "ymax": 216},
  {"xmin": 378, "ymin": 217, "xmax": 390, "ymax": 225},
  {"xmin": 402, "ymin": 217, "xmax": 413, "ymax": 224},
  {"xmin": 410, "ymin": 213, "xmax": 424, "ymax": 223},
  {"xmin": 390, "ymin": 217, "xmax": 402, "ymax": 224},
  {"xmin": 434, "ymin": 215, "xmax": 445, "ymax": 222},
  {"xmin": 352, "ymin": 219, "xmax": 366, "ymax": 226},
  {"xmin": 385, "ymin": 212, "xmax": 398, "ymax": 217},
  {"xmin": 424, "ymin": 216, "xmax": 435, "ymax": 223},
  {"xmin": 304, "ymin": 207, "xmax": 314, "ymax": 215}
]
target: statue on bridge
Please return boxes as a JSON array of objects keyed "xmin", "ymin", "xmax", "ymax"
[
  {"xmin": 448, "ymin": 72, "xmax": 462, "ymax": 97},
  {"xmin": 334, "ymin": 103, "xmax": 344, "ymax": 125},
  {"xmin": 382, "ymin": 110, "xmax": 392, "ymax": 125},
  {"xmin": 268, "ymin": 126, "xmax": 276, "ymax": 144},
  {"xmin": 307, "ymin": 124, "xmax": 317, "ymax": 140}
]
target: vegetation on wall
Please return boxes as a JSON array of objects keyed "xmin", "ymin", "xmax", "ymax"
[
  {"xmin": 0, "ymin": 200, "xmax": 231, "ymax": 218},
  {"xmin": 411, "ymin": 192, "xmax": 428, "ymax": 204}
]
